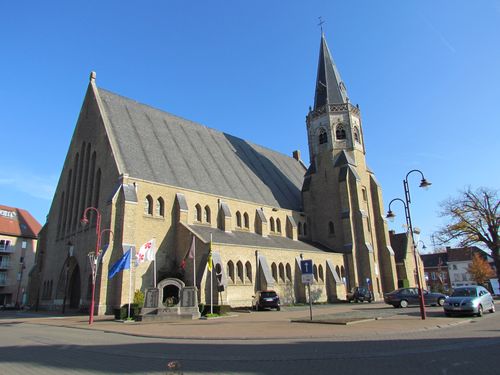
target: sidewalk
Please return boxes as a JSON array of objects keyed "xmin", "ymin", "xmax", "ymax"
[{"xmin": 0, "ymin": 303, "xmax": 473, "ymax": 342}]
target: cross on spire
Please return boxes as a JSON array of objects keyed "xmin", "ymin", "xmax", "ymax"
[{"xmin": 318, "ymin": 16, "xmax": 325, "ymax": 33}]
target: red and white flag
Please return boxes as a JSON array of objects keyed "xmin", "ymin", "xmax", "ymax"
[
  {"xmin": 136, "ymin": 239, "xmax": 156, "ymax": 265},
  {"xmin": 181, "ymin": 236, "xmax": 195, "ymax": 269}
]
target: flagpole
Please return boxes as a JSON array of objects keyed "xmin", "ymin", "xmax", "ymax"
[
  {"xmin": 210, "ymin": 233, "xmax": 213, "ymax": 315},
  {"xmin": 128, "ymin": 247, "xmax": 132, "ymax": 320},
  {"xmin": 153, "ymin": 238, "xmax": 157, "ymax": 288}
]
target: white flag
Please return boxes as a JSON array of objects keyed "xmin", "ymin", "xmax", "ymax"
[{"xmin": 136, "ymin": 239, "xmax": 156, "ymax": 265}]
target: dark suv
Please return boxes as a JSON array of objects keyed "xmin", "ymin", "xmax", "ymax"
[
  {"xmin": 346, "ymin": 287, "xmax": 373, "ymax": 303},
  {"xmin": 252, "ymin": 290, "xmax": 281, "ymax": 311}
]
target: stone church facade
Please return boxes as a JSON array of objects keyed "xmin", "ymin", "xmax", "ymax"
[{"xmin": 31, "ymin": 34, "xmax": 398, "ymax": 314}]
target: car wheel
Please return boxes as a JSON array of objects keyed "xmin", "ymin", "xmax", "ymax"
[
  {"xmin": 437, "ymin": 297, "xmax": 445, "ymax": 307},
  {"xmin": 368, "ymin": 299, "xmax": 372, "ymax": 303},
  {"xmin": 477, "ymin": 304, "xmax": 483, "ymax": 317},
  {"xmin": 399, "ymin": 300, "xmax": 408, "ymax": 308},
  {"xmin": 276, "ymin": 306, "xmax": 281, "ymax": 311},
  {"xmin": 489, "ymin": 303, "xmax": 495, "ymax": 313}
]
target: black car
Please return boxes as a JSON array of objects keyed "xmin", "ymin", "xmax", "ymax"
[
  {"xmin": 384, "ymin": 288, "xmax": 447, "ymax": 308},
  {"xmin": 252, "ymin": 290, "xmax": 281, "ymax": 311},
  {"xmin": 346, "ymin": 287, "xmax": 373, "ymax": 303}
]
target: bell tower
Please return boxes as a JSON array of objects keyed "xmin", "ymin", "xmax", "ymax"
[{"xmin": 302, "ymin": 33, "xmax": 397, "ymax": 299}]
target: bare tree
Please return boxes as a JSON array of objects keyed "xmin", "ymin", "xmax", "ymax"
[{"xmin": 435, "ymin": 187, "xmax": 499, "ymax": 279}]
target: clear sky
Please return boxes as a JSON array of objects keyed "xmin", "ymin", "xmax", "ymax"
[{"xmin": 1, "ymin": 0, "xmax": 499, "ymax": 252}]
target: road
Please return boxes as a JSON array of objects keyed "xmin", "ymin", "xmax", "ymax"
[{"xmin": 0, "ymin": 306, "xmax": 499, "ymax": 374}]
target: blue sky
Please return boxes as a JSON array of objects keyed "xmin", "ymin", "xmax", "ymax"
[{"xmin": 1, "ymin": 1, "xmax": 499, "ymax": 251}]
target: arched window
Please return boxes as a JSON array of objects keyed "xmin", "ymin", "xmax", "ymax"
[
  {"xmin": 276, "ymin": 218, "xmax": 281, "ymax": 233},
  {"xmin": 243, "ymin": 212, "xmax": 249, "ymax": 228},
  {"xmin": 303, "ymin": 223, "xmax": 308, "ymax": 236},
  {"xmin": 298, "ymin": 222, "xmax": 302, "ymax": 235},
  {"xmin": 204, "ymin": 205, "xmax": 211, "ymax": 223},
  {"xmin": 227, "ymin": 261, "xmax": 235, "ymax": 283},
  {"xmin": 341, "ymin": 265, "xmax": 346, "ymax": 283},
  {"xmin": 279, "ymin": 263, "xmax": 285, "ymax": 282},
  {"xmin": 236, "ymin": 211, "xmax": 242, "ymax": 228},
  {"xmin": 286, "ymin": 263, "xmax": 292, "ymax": 282},
  {"xmin": 319, "ymin": 128, "xmax": 328, "ymax": 145},
  {"xmin": 329, "ymin": 221, "xmax": 335, "ymax": 235},
  {"xmin": 319, "ymin": 265, "xmax": 324, "ymax": 282},
  {"xmin": 156, "ymin": 197, "xmax": 164, "ymax": 217},
  {"xmin": 93, "ymin": 168, "xmax": 101, "ymax": 209},
  {"xmin": 245, "ymin": 261, "xmax": 252, "ymax": 283},
  {"xmin": 236, "ymin": 261, "xmax": 244, "ymax": 283},
  {"xmin": 353, "ymin": 126, "xmax": 360, "ymax": 143},
  {"xmin": 271, "ymin": 262, "xmax": 278, "ymax": 282},
  {"xmin": 144, "ymin": 195, "xmax": 153, "ymax": 215},
  {"xmin": 313, "ymin": 264, "xmax": 318, "ymax": 282},
  {"xmin": 336, "ymin": 265, "xmax": 341, "ymax": 279},
  {"xmin": 336, "ymin": 124, "xmax": 346, "ymax": 140},
  {"xmin": 195, "ymin": 204, "xmax": 202, "ymax": 222},
  {"xmin": 269, "ymin": 217, "xmax": 275, "ymax": 232}
]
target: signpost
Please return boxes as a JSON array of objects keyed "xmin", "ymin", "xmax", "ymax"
[{"xmin": 300, "ymin": 259, "xmax": 314, "ymax": 321}]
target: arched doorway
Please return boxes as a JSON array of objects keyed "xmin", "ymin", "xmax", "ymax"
[{"xmin": 68, "ymin": 264, "xmax": 81, "ymax": 309}]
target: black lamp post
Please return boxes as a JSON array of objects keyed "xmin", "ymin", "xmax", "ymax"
[{"xmin": 386, "ymin": 169, "xmax": 431, "ymax": 320}]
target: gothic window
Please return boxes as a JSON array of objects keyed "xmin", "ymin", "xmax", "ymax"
[
  {"xmin": 236, "ymin": 211, "xmax": 242, "ymax": 227},
  {"xmin": 93, "ymin": 169, "xmax": 101, "ymax": 209},
  {"xmin": 243, "ymin": 212, "xmax": 249, "ymax": 228},
  {"xmin": 329, "ymin": 221, "xmax": 335, "ymax": 235},
  {"xmin": 319, "ymin": 128, "xmax": 328, "ymax": 145},
  {"xmin": 298, "ymin": 222, "xmax": 303, "ymax": 235},
  {"xmin": 276, "ymin": 218, "xmax": 281, "ymax": 233},
  {"xmin": 319, "ymin": 265, "xmax": 324, "ymax": 282},
  {"xmin": 279, "ymin": 263, "xmax": 285, "ymax": 282},
  {"xmin": 144, "ymin": 195, "xmax": 153, "ymax": 215},
  {"xmin": 336, "ymin": 124, "xmax": 346, "ymax": 140},
  {"xmin": 271, "ymin": 262, "xmax": 278, "ymax": 282},
  {"xmin": 245, "ymin": 261, "xmax": 252, "ymax": 283},
  {"xmin": 303, "ymin": 223, "xmax": 308, "ymax": 236},
  {"xmin": 336, "ymin": 265, "xmax": 341, "ymax": 279},
  {"xmin": 236, "ymin": 261, "xmax": 244, "ymax": 283},
  {"xmin": 269, "ymin": 217, "xmax": 275, "ymax": 232},
  {"xmin": 195, "ymin": 204, "xmax": 202, "ymax": 222},
  {"xmin": 362, "ymin": 188, "xmax": 367, "ymax": 201},
  {"xmin": 313, "ymin": 265, "xmax": 318, "ymax": 282},
  {"xmin": 204, "ymin": 206, "xmax": 211, "ymax": 223},
  {"xmin": 353, "ymin": 126, "xmax": 361, "ymax": 143},
  {"xmin": 227, "ymin": 261, "xmax": 235, "ymax": 283},
  {"xmin": 286, "ymin": 263, "xmax": 292, "ymax": 282},
  {"xmin": 156, "ymin": 197, "xmax": 165, "ymax": 217}
]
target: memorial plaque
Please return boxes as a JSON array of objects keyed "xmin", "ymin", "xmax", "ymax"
[
  {"xmin": 144, "ymin": 288, "xmax": 159, "ymax": 308},
  {"xmin": 180, "ymin": 286, "xmax": 197, "ymax": 307}
]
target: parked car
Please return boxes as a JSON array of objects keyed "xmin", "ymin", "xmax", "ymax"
[
  {"xmin": 252, "ymin": 290, "xmax": 281, "ymax": 311},
  {"xmin": 384, "ymin": 288, "xmax": 447, "ymax": 308},
  {"xmin": 346, "ymin": 287, "xmax": 373, "ymax": 303},
  {"xmin": 443, "ymin": 285, "xmax": 495, "ymax": 317}
]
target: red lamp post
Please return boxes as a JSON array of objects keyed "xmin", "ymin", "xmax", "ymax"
[
  {"xmin": 386, "ymin": 169, "xmax": 432, "ymax": 320},
  {"xmin": 81, "ymin": 207, "xmax": 113, "ymax": 325}
]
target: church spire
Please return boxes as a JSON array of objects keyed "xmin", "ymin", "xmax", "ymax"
[{"xmin": 313, "ymin": 33, "xmax": 349, "ymax": 110}]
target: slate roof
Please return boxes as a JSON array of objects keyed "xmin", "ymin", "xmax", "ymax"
[
  {"xmin": 98, "ymin": 88, "xmax": 306, "ymax": 211},
  {"xmin": 447, "ymin": 246, "xmax": 488, "ymax": 262},
  {"xmin": 421, "ymin": 253, "xmax": 448, "ymax": 268},
  {"xmin": 0, "ymin": 204, "xmax": 41, "ymax": 239},
  {"xmin": 188, "ymin": 224, "xmax": 332, "ymax": 253},
  {"xmin": 313, "ymin": 33, "xmax": 349, "ymax": 110}
]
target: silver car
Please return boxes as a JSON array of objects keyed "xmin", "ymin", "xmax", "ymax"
[{"xmin": 443, "ymin": 285, "xmax": 495, "ymax": 317}]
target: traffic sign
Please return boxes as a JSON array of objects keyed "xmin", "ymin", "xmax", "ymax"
[
  {"xmin": 302, "ymin": 274, "xmax": 314, "ymax": 284},
  {"xmin": 300, "ymin": 259, "xmax": 313, "ymax": 274}
]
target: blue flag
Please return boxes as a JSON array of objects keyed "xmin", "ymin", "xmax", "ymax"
[{"xmin": 108, "ymin": 249, "xmax": 131, "ymax": 279}]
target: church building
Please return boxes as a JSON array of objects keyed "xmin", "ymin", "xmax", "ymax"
[{"xmin": 31, "ymin": 33, "xmax": 398, "ymax": 314}]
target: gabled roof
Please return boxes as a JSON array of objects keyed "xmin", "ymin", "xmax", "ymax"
[
  {"xmin": 97, "ymin": 88, "xmax": 307, "ymax": 211},
  {"xmin": 313, "ymin": 33, "xmax": 349, "ymax": 110},
  {"xmin": 0, "ymin": 204, "xmax": 41, "ymax": 239},
  {"xmin": 447, "ymin": 246, "xmax": 489, "ymax": 262},
  {"xmin": 421, "ymin": 253, "xmax": 448, "ymax": 268}
]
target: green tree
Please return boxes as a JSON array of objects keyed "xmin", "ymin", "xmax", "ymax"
[
  {"xmin": 468, "ymin": 253, "xmax": 495, "ymax": 285},
  {"xmin": 435, "ymin": 187, "xmax": 499, "ymax": 280}
]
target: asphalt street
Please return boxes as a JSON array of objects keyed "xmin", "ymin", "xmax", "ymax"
[{"xmin": 0, "ymin": 304, "xmax": 499, "ymax": 374}]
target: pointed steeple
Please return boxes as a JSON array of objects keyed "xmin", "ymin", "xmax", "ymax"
[{"xmin": 313, "ymin": 33, "xmax": 349, "ymax": 110}]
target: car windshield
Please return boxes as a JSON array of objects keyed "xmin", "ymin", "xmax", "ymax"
[
  {"xmin": 261, "ymin": 292, "xmax": 277, "ymax": 298},
  {"xmin": 452, "ymin": 288, "xmax": 477, "ymax": 297}
]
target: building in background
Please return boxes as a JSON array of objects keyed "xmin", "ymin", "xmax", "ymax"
[
  {"xmin": 389, "ymin": 230, "xmax": 426, "ymax": 290},
  {"xmin": 0, "ymin": 204, "xmax": 41, "ymax": 307},
  {"xmin": 421, "ymin": 252, "xmax": 449, "ymax": 293},
  {"xmin": 446, "ymin": 246, "xmax": 494, "ymax": 289},
  {"xmin": 31, "ymin": 33, "xmax": 398, "ymax": 314}
]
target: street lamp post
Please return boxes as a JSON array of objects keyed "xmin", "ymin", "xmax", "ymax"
[
  {"xmin": 62, "ymin": 241, "xmax": 74, "ymax": 314},
  {"xmin": 81, "ymin": 207, "xmax": 113, "ymax": 325},
  {"xmin": 386, "ymin": 169, "xmax": 431, "ymax": 320}
]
